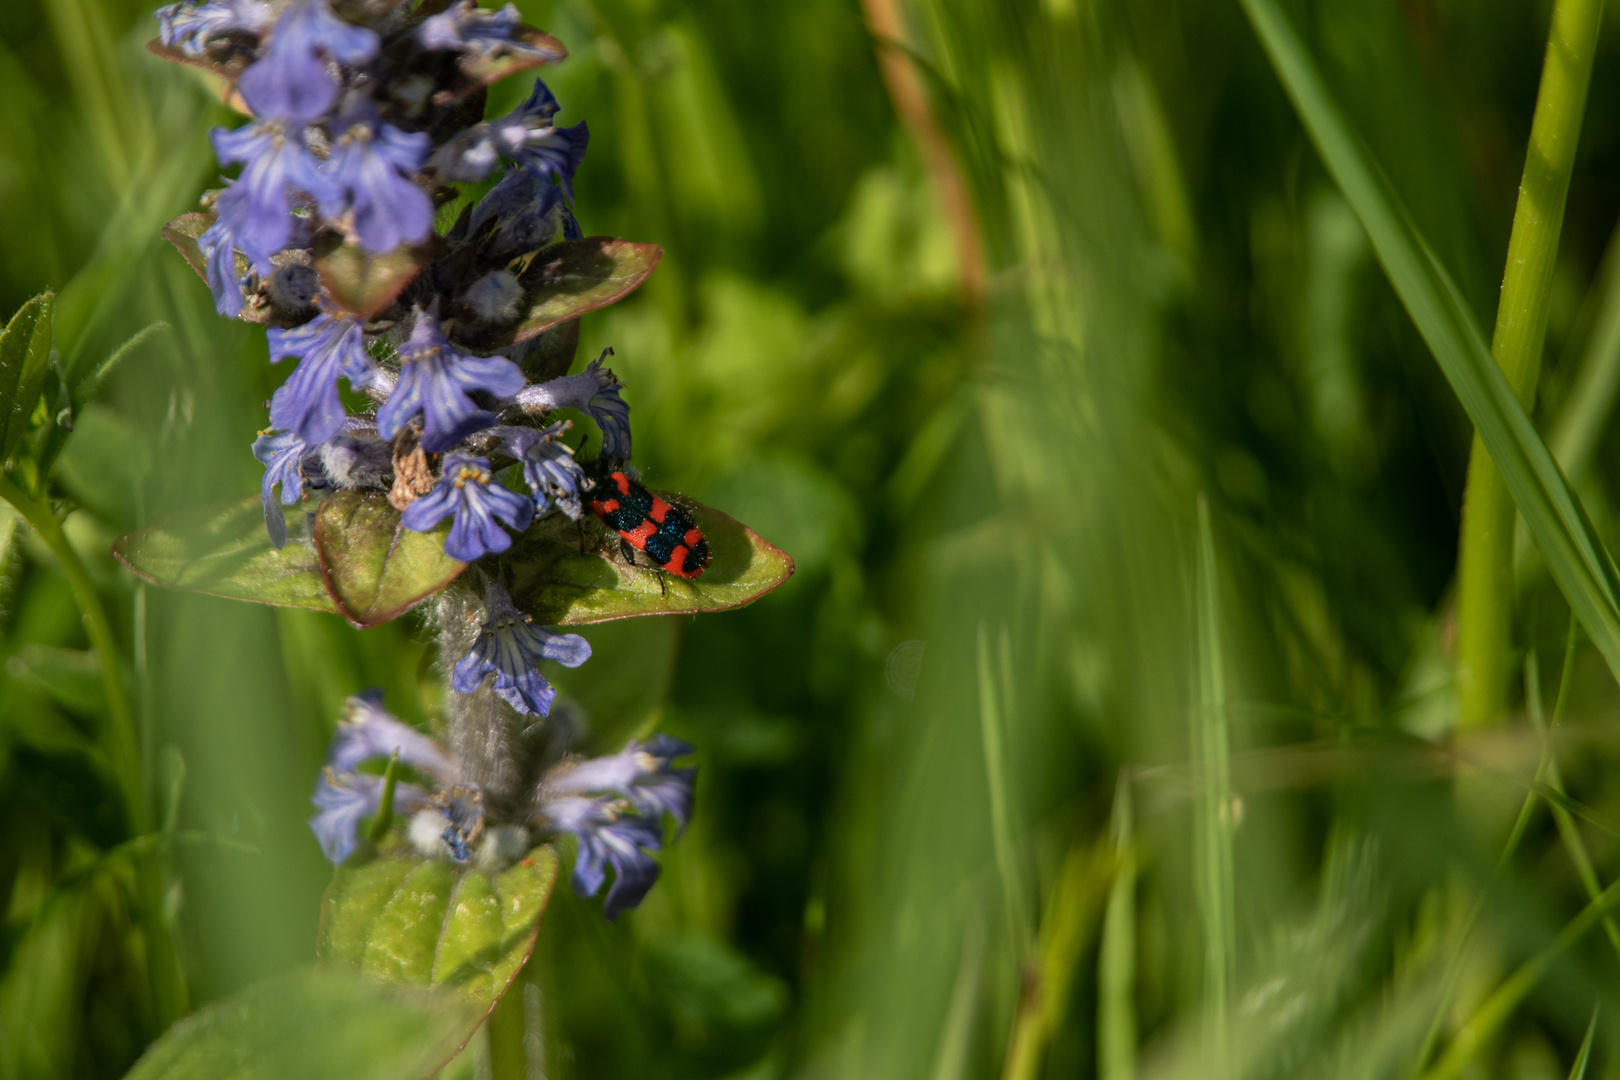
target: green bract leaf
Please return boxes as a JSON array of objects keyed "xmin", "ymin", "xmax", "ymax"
[
  {"xmin": 1241, "ymin": 0, "xmax": 1620, "ymax": 684},
  {"xmin": 319, "ymin": 845, "xmax": 559, "ymax": 1023},
  {"xmin": 162, "ymin": 213, "xmax": 274, "ymax": 324},
  {"xmin": 509, "ymin": 498, "xmax": 794, "ymax": 624},
  {"xmin": 462, "ymin": 238, "xmax": 661, "ymax": 350},
  {"xmin": 112, "ymin": 497, "xmax": 339, "ymax": 614},
  {"xmin": 315, "ymin": 236, "xmax": 429, "ymax": 319},
  {"xmin": 0, "ymin": 292, "xmax": 54, "ymax": 461},
  {"xmin": 122, "ymin": 967, "xmax": 481, "ymax": 1080},
  {"xmin": 314, "ymin": 491, "xmax": 467, "ymax": 629}
]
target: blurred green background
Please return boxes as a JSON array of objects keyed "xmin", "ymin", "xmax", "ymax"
[{"xmin": 13, "ymin": 0, "xmax": 1620, "ymax": 1077}]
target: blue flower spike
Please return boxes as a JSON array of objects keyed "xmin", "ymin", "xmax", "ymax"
[
  {"xmin": 252, "ymin": 428, "xmax": 309, "ymax": 548},
  {"xmin": 319, "ymin": 117, "xmax": 435, "ymax": 254},
  {"xmin": 400, "ymin": 454, "xmax": 535, "ymax": 561},
  {"xmin": 376, "ymin": 305, "xmax": 524, "ymax": 452},
  {"xmin": 267, "ymin": 306, "xmax": 376, "ymax": 446},
  {"xmin": 157, "ymin": 0, "xmax": 270, "ymax": 55},
  {"xmin": 536, "ymin": 736, "xmax": 695, "ymax": 919},
  {"xmin": 307, "ymin": 691, "xmax": 450, "ymax": 864},
  {"xmin": 492, "ymin": 421, "xmax": 588, "ymax": 518},
  {"xmin": 514, "ymin": 349, "xmax": 631, "ymax": 460},
  {"xmin": 451, "ymin": 580, "xmax": 591, "ymax": 716}
]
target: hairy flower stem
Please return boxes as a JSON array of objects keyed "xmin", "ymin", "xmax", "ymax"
[
  {"xmin": 1455, "ymin": 0, "xmax": 1603, "ymax": 728},
  {"xmin": 0, "ymin": 474, "xmax": 187, "ymax": 1022}
]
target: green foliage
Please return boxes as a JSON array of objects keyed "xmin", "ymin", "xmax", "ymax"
[
  {"xmin": 123, "ymin": 969, "xmax": 483, "ymax": 1080},
  {"xmin": 0, "ymin": 292, "xmax": 53, "ymax": 463},
  {"xmin": 462, "ymin": 238, "xmax": 664, "ymax": 350},
  {"xmin": 112, "ymin": 497, "xmax": 339, "ymax": 615},
  {"xmin": 312, "ymin": 493, "xmax": 466, "ymax": 629},
  {"xmin": 319, "ymin": 844, "xmax": 558, "ymax": 1017}
]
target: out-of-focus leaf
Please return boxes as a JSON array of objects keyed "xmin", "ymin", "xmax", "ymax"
[
  {"xmin": 11, "ymin": 745, "xmax": 126, "ymax": 849},
  {"xmin": 508, "ymin": 498, "xmax": 794, "ymax": 624},
  {"xmin": 314, "ymin": 491, "xmax": 466, "ymax": 629},
  {"xmin": 319, "ymin": 845, "xmax": 558, "ymax": 1024},
  {"xmin": 6, "ymin": 645, "xmax": 104, "ymax": 716},
  {"xmin": 315, "ymin": 237, "xmax": 429, "ymax": 320},
  {"xmin": 439, "ymin": 28, "xmax": 567, "ymax": 102},
  {"xmin": 112, "ymin": 497, "xmax": 339, "ymax": 615},
  {"xmin": 0, "ymin": 293, "xmax": 54, "ymax": 460},
  {"xmin": 143, "ymin": 39, "xmax": 253, "ymax": 114},
  {"xmin": 162, "ymin": 213, "xmax": 272, "ymax": 324},
  {"xmin": 465, "ymin": 238, "xmax": 660, "ymax": 349},
  {"xmin": 122, "ymin": 967, "xmax": 482, "ymax": 1080},
  {"xmin": 1240, "ymin": 0, "xmax": 1620, "ymax": 687}
]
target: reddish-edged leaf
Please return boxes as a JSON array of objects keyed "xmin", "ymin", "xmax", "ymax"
[
  {"xmin": 314, "ymin": 491, "xmax": 466, "ymax": 628},
  {"xmin": 509, "ymin": 498, "xmax": 794, "ymax": 624}
]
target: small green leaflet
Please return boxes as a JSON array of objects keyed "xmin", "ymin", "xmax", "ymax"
[
  {"xmin": 314, "ymin": 492, "xmax": 467, "ymax": 629},
  {"xmin": 0, "ymin": 292, "xmax": 55, "ymax": 461},
  {"xmin": 319, "ymin": 844, "xmax": 559, "ymax": 1030}
]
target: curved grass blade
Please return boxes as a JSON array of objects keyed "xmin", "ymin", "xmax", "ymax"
[
  {"xmin": 318, "ymin": 845, "xmax": 559, "ymax": 1056},
  {"xmin": 112, "ymin": 497, "xmax": 339, "ymax": 615},
  {"xmin": 507, "ymin": 498, "xmax": 794, "ymax": 624},
  {"xmin": 314, "ymin": 491, "xmax": 467, "ymax": 629},
  {"xmin": 1239, "ymin": 0, "xmax": 1620, "ymax": 686}
]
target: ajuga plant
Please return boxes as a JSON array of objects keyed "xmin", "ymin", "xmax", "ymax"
[{"xmin": 98, "ymin": 0, "xmax": 792, "ymax": 1063}]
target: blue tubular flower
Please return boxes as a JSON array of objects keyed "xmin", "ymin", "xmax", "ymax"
[
  {"xmin": 252, "ymin": 428, "xmax": 310, "ymax": 547},
  {"xmin": 540, "ymin": 795, "xmax": 664, "ymax": 920},
  {"xmin": 433, "ymin": 80, "xmax": 587, "ymax": 195},
  {"xmin": 326, "ymin": 691, "xmax": 460, "ymax": 785},
  {"xmin": 310, "ymin": 770, "xmax": 429, "ymax": 864},
  {"xmin": 157, "ymin": 0, "xmax": 269, "ymax": 54},
  {"xmin": 466, "ymin": 167, "xmax": 569, "ymax": 259},
  {"xmin": 400, "ymin": 455, "xmax": 534, "ymax": 561},
  {"xmin": 513, "ymin": 349, "xmax": 631, "ymax": 459},
  {"xmin": 267, "ymin": 307, "xmax": 375, "ymax": 445},
  {"xmin": 492, "ymin": 422, "xmax": 586, "ymax": 518},
  {"xmin": 237, "ymin": 0, "xmax": 378, "ymax": 123},
  {"xmin": 376, "ymin": 307, "xmax": 524, "ymax": 451},
  {"xmin": 418, "ymin": 0, "xmax": 563, "ymax": 65},
  {"xmin": 320, "ymin": 119, "xmax": 434, "ymax": 253},
  {"xmin": 450, "ymin": 581, "xmax": 590, "ymax": 716},
  {"xmin": 198, "ymin": 218, "xmax": 253, "ymax": 317},
  {"xmin": 211, "ymin": 122, "xmax": 332, "ymax": 270},
  {"xmin": 545, "ymin": 735, "xmax": 695, "ymax": 828}
]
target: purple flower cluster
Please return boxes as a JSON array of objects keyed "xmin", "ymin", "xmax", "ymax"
[{"xmin": 310, "ymin": 691, "xmax": 695, "ymax": 920}]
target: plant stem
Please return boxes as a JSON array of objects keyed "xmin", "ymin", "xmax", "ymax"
[
  {"xmin": 1454, "ymin": 0, "xmax": 1603, "ymax": 728},
  {"xmin": 0, "ymin": 474, "xmax": 142, "ymax": 827},
  {"xmin": 0, "ymin": 474, "xmax": 186, "ymax": 1023}
]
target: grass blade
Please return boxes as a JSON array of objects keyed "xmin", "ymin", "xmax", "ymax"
[
  {"xmin": 1238, "ymin": 0, "xmax": 1620, "ymax": 690},
  {"xmin": 1193, "ymin": 495, "xmax": 1235, "ymax": 1072},
  {"xmin": 1567, "ymin": 1006, "xmax": 1598, "ymax": 1080},
  {"xmin": 1099, "ymin": 771, "xmax": 1137, "ymax": 1080}
]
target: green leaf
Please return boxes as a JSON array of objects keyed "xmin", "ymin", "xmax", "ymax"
[
  {"xmin": 112, "ymin": 496, "xmax": 339, "ymax": 615},
  {"xmin": 314, "ymin": 491, "xmax": 467, "ymax": 629},
  {"xmin": 1240, "ymin": 0, "xmax": 1620, "ymax": 686},
  {"xmin": 319, "ymin": 845, "xmax": 558, "ymax": 1018},
  {"xmin": 162, "ymin": 213, "xmax": 273, "ymax": 324},
  {"xmin": 315, "ymin": 236, "xmax": 429, "ymax": 320},
  {"xmin": 122, "ymin": 967, "xmax": 482, "ymax": 1080},
  {"xmin": 508, "ymin": 497, "xmax": 794, "ymax": 624},
  {"xmin": 461, "ymin": 238, "xmax": 662, "ymax": 351},
  {"xmin": 0, "ymin": 293, "xmax": 54, "ymax": 460},
  {"xmin": 6, "ymin": 645, "xmax": 104, "ymax": 716}
]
